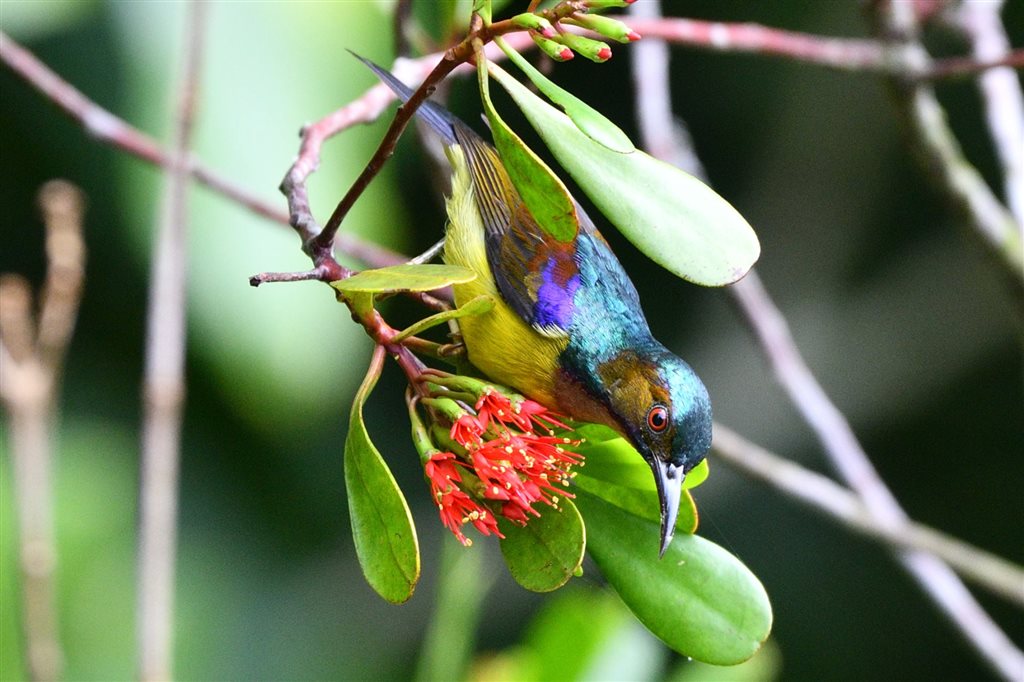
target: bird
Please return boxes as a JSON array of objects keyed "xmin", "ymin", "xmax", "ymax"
[{"xmin": 357, "ymin": 55, "xmax": 712, "ymax": 556}]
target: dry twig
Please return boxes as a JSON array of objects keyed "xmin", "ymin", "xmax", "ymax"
[
  {"xmin": 0, "ymin": 180, "xmax": 87, "ymax": 682},
  {"xmin": 136, "ymin": 4, "xmax": 206, "ymax": 680}
]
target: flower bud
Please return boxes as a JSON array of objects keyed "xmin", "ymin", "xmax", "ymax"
[
  {"xmin": 554, "ymin": 33, "xmax": 612, "ymax": 63},
  {"xmin": 531, "ymin": 31, "xmax": 575, "ymax": 62},
  {"xmin": 511, "ymin": 12, "xmax": 556, "ymax": 38},
  {"xmin": 567, "ymin": 13, "xmax": 640, "ymax": 43}
]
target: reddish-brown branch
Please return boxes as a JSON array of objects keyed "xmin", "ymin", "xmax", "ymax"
[
  {"xmin": 627, "ymin": 16, "xmax": 888, "ymax": 71},
  {"xmin": 622, "ymin": 16, "xmax": 1024, "ymax": 80}
]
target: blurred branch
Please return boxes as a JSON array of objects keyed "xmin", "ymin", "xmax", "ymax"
[
  {"xmin": 869, "ymin": 3, "xmax": 1022, "ymax": 297},
  {"xmin": 137, "ymin": 3, "xmax": 206, "ymax": 680},
  {"xmin": 623, "ymin": 16, "xmax": 1024, "ymax": 79},
  {"xmin": 0, "ymin": 180, "xmax": 87, "ymax": 682},
  {"xmin": 732, "ymin": 269, "xmax": 1023, "ymax": 681},
  {"xmin": 949, "ymin": 0, "xmax": 1024, "ymax": 228},
  {"xmin": 630, "ymin": 3, "xmax": 1024, "ymax": 679},
  {"xmin": 0, "ymin": 29, "xmax": 409, "ymax": 271},
  {"xmin": 712, "ymin": 425, "xmax": 1024, "ymax": 607}
]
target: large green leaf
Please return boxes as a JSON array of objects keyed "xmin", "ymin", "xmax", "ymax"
[
  {"xmin": 574, "ymin": 490, "xmax": 772, "ymax": 665},
  {"xmin": 573, "ymin": 474, "xmax": 698, "ymax": 535},
  {"xmin": 577, "ymin": 433, "xmax": 710, "ymax": 492},
  {"xmin": 487, "ymin": 63, "xmax": 760, "ymax": 286},
  {"xmin": 497, "ymin": 500, "xmax": 585, "ymax": 593},
  {"xmin": 344, "ymin": 348, "xmax": 420, "ymax": 603},
  {"xmin": 477, "ymin": 54, "xmax": 579, "ymax": 243},
  {"xmin": 496, "ymin": 38, "xmax": 634, "ymax": 153}
]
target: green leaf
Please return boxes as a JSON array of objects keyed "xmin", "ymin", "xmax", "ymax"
[
  {"xmin": 477, "ymin": 54, "xmax": 579, "ymax": 243},
  {"xmin": 573, "ymin": 474, "xmax": 699, "ymax": 535},
  {"xmin": 496, "ymin": 38, "xmax": 634, "ymax": 153},
  {"xmin": 392, "ymin": 294, "xmax": 495, "ymax": 343},
  {"xmin": 573, "ymin": 490, "xmax": 772, "ymax": 665},
  {"xmin": 487, "ymin": 63, "xmax": 760, "ymax": 286},
  {"xmin": 686, "ymin": 459, "xmax": 710, "ymax": 490},
  {"xmin": 577, "ymin": 434, "xmax": 710, "ymax": 492},
  {"xmin": 497, "ymin": 500, "xmax": 586, "ymax": 593},
  {"xmin": 330, "ymin": 263, "xmax": 476, "ymax": 295},
  {"xmin": 344, "ymin": 347, "xmax": 420, "ymax": 603}
]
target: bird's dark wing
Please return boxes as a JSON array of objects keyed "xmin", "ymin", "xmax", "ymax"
[{"xmin": 455, "ymin": 124, "xmax": 580, "ymax": 338}]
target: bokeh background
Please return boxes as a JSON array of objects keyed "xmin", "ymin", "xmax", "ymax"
[{"xmin": 1, "ymin": 1, "xmax": 1021, "ymax": 680}]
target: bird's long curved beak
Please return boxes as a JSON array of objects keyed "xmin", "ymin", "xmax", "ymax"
[{"xmin": 650, "ymin": 459, "xmax": 685, "ymax": 558}]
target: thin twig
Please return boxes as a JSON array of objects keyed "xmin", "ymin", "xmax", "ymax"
[
  {"xmin": 137, "ymin": 4, "xmax": 206, "ymax": 680},
  {"xmin": 712, "ymin": 424, "xmax": 1024, "ymax": 607},
  {"xmin": 0, "ymin": 180, "xmax": 86, "ymax": 682},
  {"xmin": 950, "ymin": 0, "xmax": 1024, "ymax": 228},
  {"xmin": 870, "ymin": 4, "xmax": 1022, "ymax": 297},
  {"xmin": 631, "ymin": 3, "xmax": 1023, "ymax": 678}
]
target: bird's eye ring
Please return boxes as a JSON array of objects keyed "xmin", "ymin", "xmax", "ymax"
[{"xmin": 647, "ymin": 405, "xmax": 669, "ymax": 433}]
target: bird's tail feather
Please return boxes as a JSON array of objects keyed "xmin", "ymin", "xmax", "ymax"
[{"xmin": 349, "ymin": 51, "xmax": 458, "ymax": 145}]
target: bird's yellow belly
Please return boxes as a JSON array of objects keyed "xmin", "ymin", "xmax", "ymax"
[{"xmin": 443, "ymin": 152, "xmax": 567, "ymax": 406}]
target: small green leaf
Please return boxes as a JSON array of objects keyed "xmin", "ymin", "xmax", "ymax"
[
  {"xmin": 574, "ymin": 490, "xmax": 772, "ymax": 665},
  {"xmin": 344, "ymin": 347, "xmax": 420, "ymax": 603},
  {"xmin": 477, "ymin": 54, "xmax": 579, "ymax": 243},
  {"xmin": 686, "ymin": 459, "xmax": 709, "ymax": 490},
  {"xmin": 574, "ymin": 473, "xmax": 699, "ymax": 535},
  {"xmin": 497, "ymin": 38, "xmax": 634, "ymax": 153},
  {"xmin": 331, "ymin": 263, "xmax": 476, "ymax": 296},
  {"xmin": 392, "ymin": 295, "xmax": 495, "ymax": 343},
  {"xmin": 497, "ymin": 500, "xmax": 585, "ymax": 593},
  {"xmin": 487, "ymin": 63, "xmax": 760, "ymax": 286}
]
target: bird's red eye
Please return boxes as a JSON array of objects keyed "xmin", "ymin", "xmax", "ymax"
[{"xmin": 647, "ymin": 405, "xmax": 669, "ymax": 433}]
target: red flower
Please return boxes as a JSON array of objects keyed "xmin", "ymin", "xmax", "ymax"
[
  {"xmin": 449, "ymin": 413, "xmax": 484, "ymax": 448},
  {"xmin": 475, "ymin": 391, "xmax": 571, "ymax": 434},
  {"xmin": 425, "ymin": 452, "xmax": 502, "ymax": 545},
  {"xmin": 420, "ymin": 384, "xmax": 583, "ymax": 545}
]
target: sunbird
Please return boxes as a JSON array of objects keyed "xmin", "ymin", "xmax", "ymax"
[{"xmin": 359, "ymin": 56, "xmax": 712, "ymax": 555}]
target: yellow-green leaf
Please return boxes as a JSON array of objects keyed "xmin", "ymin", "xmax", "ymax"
[{"xmin": 330, "ymin": 264, "xmax": 476, "ymax": 295}]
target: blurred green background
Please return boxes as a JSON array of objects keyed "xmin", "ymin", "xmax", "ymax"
[{"xmin": 1, "ymin": 1, "xmax": 1021, "ymax": 680}]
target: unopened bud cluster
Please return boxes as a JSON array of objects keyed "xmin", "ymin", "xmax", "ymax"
[{"xmin": 514, "ymin": 0, "xmax": 640, "ymax": 64}]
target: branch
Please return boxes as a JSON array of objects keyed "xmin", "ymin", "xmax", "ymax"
[
  {"xmin": 630, "ymin": 3, "xmax": 1023, "ymax": 678},
  {"xmin": 869, "ymin": 4, "xmax": 1023, "ymax": 298},
  {"xmin": 732, "ymin": 269, "xmax": 1024, "ymax": 680},
  {"xmin": 0, "ymin": 30, "xmax": 409, "ymax": 272},
  {"xmin": 712, "ymin": 424, "xmax": 1024, "ymax": 607},
  {"xmin": 137, "ymin": 4, "xmax": 206, "ymax": 680},
  {"xmin": 0, "ymin": 180, "xmax": 86, "ymax": 682},
  {"xmin": 624, "ymin": 16, "xmax": 1024, "ymax": 80},
  {"xmin": 950, "ymin": 0, "xmax": 1024, "ymax": 228}
]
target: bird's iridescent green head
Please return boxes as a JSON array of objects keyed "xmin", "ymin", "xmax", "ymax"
[{"xmin": 597, "ymin": 344, "xmax": 712, "ymax": 556}]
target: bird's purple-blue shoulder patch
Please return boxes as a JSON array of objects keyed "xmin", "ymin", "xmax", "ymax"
[{"xmin": 534, "ymin": 258, "xmax": 580, "ymax": 331}]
